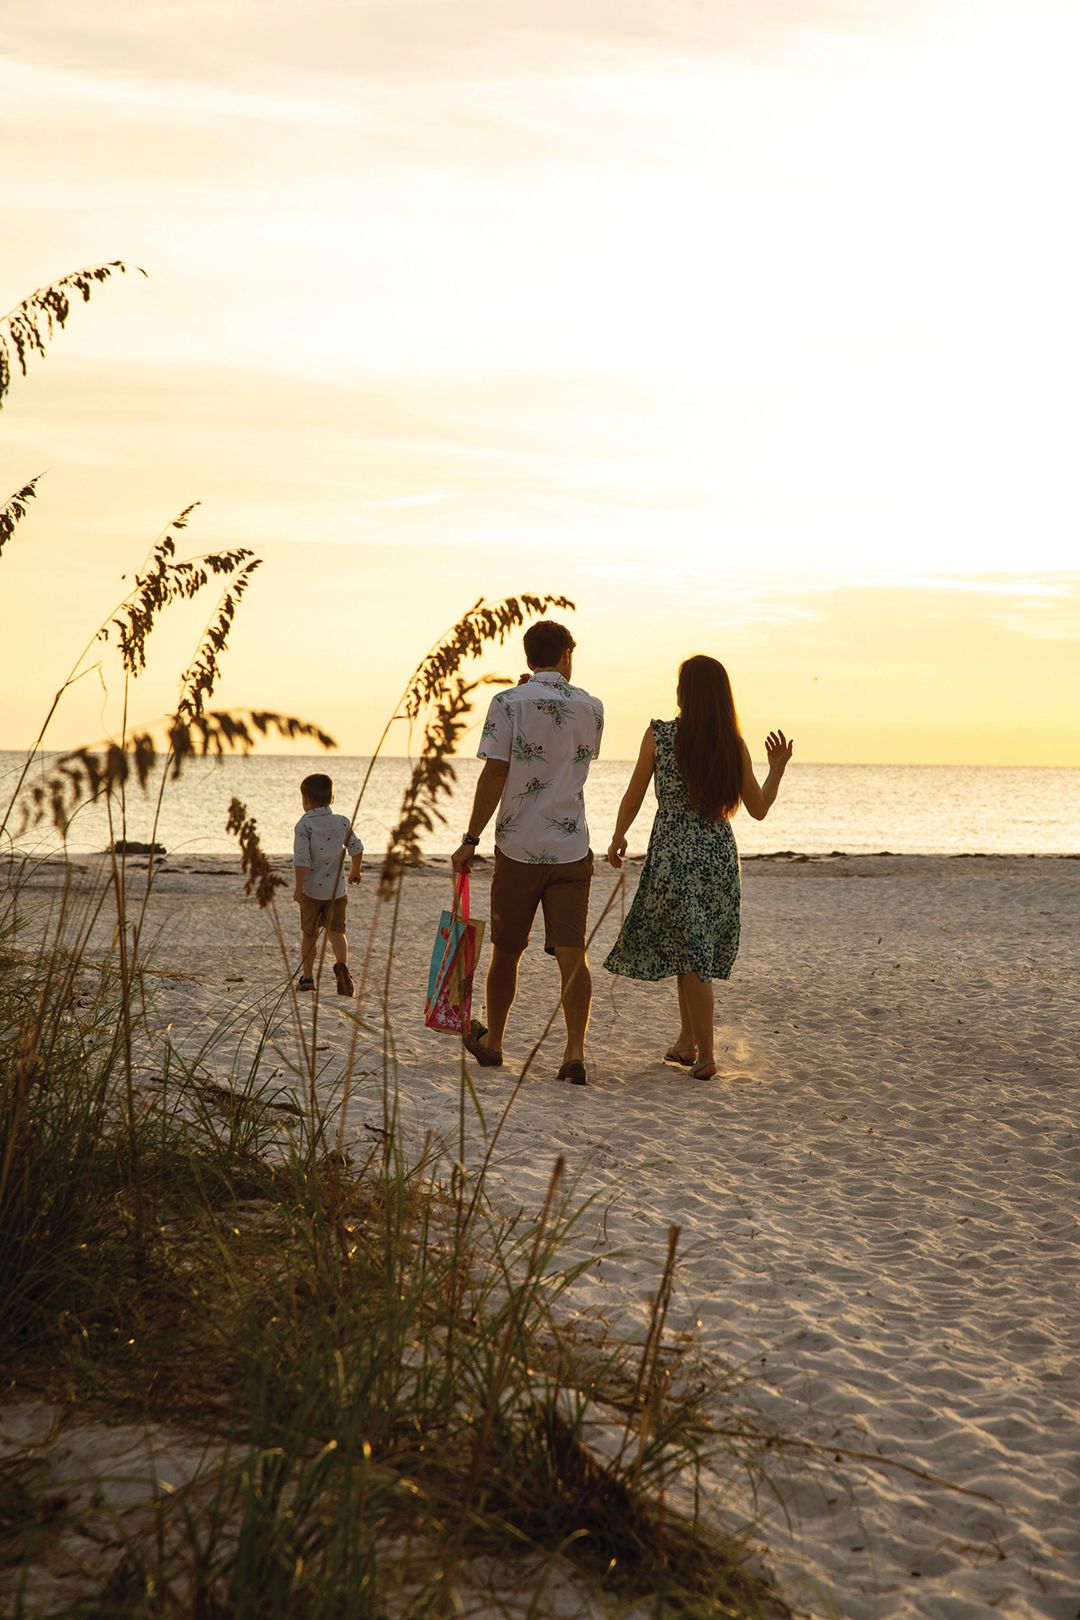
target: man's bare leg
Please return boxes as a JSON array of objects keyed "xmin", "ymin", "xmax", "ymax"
[
  {"xmin": 481, "ymin": 944, "xmax": 523, "ymax": 1056},
  {"xmin": 553, "ymin": 946, "xmax": 591, "ymax": 1066}
]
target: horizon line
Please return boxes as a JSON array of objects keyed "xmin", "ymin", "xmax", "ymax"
[{"xmin": 0, "ymin": 748, "xmax": 1077, "ymax": 772}]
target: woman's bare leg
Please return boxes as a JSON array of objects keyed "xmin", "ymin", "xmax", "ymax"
[
  {"xmin": 677, "ymin": 973, "xmax": 714, "ymax": 1065},
  {"xmin": 672, "ymin": 977, "xmax": 696, "ymax": 1055}
]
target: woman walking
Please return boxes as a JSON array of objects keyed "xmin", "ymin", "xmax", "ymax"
[{"xmin": 604, "ymin": 655, "xmax": 792, "ymax": 1080}]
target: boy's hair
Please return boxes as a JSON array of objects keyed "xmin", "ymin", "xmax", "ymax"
[
  {"xmin": 523, "ymin": 620, "xmax": 575, "ymax": 670},
  {"xmin": 300, "ymin": 773, "xmax": 333, "ymax": 806}
]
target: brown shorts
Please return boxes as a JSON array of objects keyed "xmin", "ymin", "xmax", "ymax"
[
  {"xmin": 490, "ymin": 850, "xmax": 593, "ymax": 955},
  {"xmin": 299, "ymin": 893, "xmax": 347, "ymax": 934}
]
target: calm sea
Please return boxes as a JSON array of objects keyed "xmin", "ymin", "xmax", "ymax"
[{"xmin": 2, "ymin": 752, "xmax": 1077, "ymax": 860}]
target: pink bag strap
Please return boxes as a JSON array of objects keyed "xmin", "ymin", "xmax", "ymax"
[{"xmin": 451, "ymin": 869, "xmax": 470, "ymax": 926}]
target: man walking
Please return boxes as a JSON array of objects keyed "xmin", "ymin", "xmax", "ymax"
[{"xmin": 451, "ymin": 620, "xmax": 603, "ymax": 1085}]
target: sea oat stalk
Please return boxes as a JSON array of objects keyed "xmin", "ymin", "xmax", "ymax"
[{"xmin": 0, "ymin": 262, "xmax": 143, "ymax": 409}]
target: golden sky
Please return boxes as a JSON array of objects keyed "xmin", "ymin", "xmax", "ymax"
[{"xmin": 2, "ymin": 0, "xmax": 1078, "ymax": 764}]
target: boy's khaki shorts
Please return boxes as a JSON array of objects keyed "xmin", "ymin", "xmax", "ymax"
[
  {"xmin": 299, "ymin": 894, "xmax": 347, "ymax": 934},
  {"xmin": 490, "ymin": 850, "xmax": 593, "ymax": 955}
]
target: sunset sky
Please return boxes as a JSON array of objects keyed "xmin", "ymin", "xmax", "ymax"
[{"xmin": 2, "ymin": 0, "xmax": 1078, "ymax": 765}]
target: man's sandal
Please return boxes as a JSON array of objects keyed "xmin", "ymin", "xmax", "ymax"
[
  {"xmin": 463, "ymin": 1019, "xmax": 503, "ymax": 1068},
  {"xmin": 556, "ymin": 1060, "xmax": 588, "ymax": 1086}
]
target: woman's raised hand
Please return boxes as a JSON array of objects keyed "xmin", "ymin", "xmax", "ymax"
[
  {"xmin": 606, "ymin": 836, "xmax": 627, "ymax": 869},
  {"xmin": 765, "ymin": 730, "xmax": 793, "ymax": 770}
]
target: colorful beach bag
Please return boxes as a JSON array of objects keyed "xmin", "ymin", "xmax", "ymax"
[{"xmin": 425, "ymin": 873, "xmax": 485, "ymax": 1034}]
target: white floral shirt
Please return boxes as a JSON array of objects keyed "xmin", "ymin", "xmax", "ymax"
[{"xmin": 477, "ymin": 672, "xmax": 604, "ymax": 864}]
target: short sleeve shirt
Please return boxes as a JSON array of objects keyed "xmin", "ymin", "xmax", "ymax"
[
  {"xmin": 292, "ymin": 807, "xmax": 364, "ymax": 899},
  {"xmin": 477, "ymin": 672, "xmax": 604, "ymax": 864}
]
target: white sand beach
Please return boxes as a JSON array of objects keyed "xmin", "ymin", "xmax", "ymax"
[{"xmin": 5, "ymin": 850, "xmax": 1079, "ymax": 1618}]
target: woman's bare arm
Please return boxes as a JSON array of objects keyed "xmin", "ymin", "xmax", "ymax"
[
  {"xmin": 740, "ymin": 731, "xmax": 793, "ymax": 821},
  {"xmin": 606, "ymin": 727, "xmax": 656, "ymax": 867}
]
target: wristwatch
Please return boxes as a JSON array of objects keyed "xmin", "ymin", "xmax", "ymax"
[{"xmin": 462, "ymin": 833, "xmax": 480, "ymax": 846}]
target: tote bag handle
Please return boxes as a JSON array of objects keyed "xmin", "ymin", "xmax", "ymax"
[{"xmin": 430, "ymin": 870, "xmax": 470, "ymax": 1002}]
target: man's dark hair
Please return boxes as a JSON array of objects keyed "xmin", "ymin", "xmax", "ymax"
[
  {"xmin": 523, "ymin": 620, "xmax": 575, "ymax": 670},
  {"xmin": 300, "ymin": 773, "xmax": 333, "ymax": 806}
]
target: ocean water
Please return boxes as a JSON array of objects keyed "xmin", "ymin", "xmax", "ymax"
[{"xmin": 3, "ymin": 752, "xmax": 1077, "ymax": 861}]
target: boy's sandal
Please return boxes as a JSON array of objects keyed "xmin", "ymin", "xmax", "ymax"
[
  {"xmin": 297, "ymin": 977, "xmax": 315, "ymax": 993},
  {"xmin": 664, "ymin": 1046, "xmax": 697, "ymax": 1066},
  {"xmin": 333, "ymin": 962, "xmax": 355, "ymax": 996},
  {"xmin": 690, "ymin": 1060, "xmax": 717, "ymax": 1081}
]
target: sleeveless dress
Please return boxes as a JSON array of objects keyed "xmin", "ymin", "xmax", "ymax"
[{"xmin": 603, "ymin": 719, "xmax": 741, "ymax": 983}]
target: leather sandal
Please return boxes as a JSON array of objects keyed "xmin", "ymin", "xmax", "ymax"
[
  {"xmin": 463, "ymin": 1019, "xmax": 503, "ymax": 1067},
  {"xmin": 556, "ymin": 1060, "xmax": 588, "ymax": 1086},
  {"xmin": 664, "ymin": 1046, "xmax": 696, "ymax": 1066},
  {"xmin": 690, "ymin": 1060, "xmax": 717, "ymax": 1081}
]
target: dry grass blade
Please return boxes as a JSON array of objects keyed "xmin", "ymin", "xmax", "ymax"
[
  {"xmin": 166, "ymin": 709, "xmax": 337, "ymax": 772},
  {"xmin": 176, "ymin": 557, "xmax": 262, "ymax": 721},
  {"xmin": 0, "ymin": 476, "xmax": 41, "ymax": 560},
  {"xmin": 0, "ymin": 262, "xmax": 144, "ymax": 407},
  {"xmin": 379, "ymin": 674, "xmax": 502, "ymax": 898},
  {"xmin": 403, "ymin": 593, "xmax": 574, "ymax": 721},
  {"xmin": 619, "ymin": 1223, "xmax": 681, "ymax": 1482},
  {"xmin": 225, "ymin": 798, "xmax": 286, "ymax": 908},
  {"xmin": 103, "ymin": 509, "xmax": 256, "ymax": 677}
]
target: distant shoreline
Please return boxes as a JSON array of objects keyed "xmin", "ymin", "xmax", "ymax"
[{"xmin": 4, "ymin": 848, "xmax": 1079, "ymax": 880}]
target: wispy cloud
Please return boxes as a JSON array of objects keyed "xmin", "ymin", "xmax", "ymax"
[
  {"xmin": 3, "ymin": 0, "xmax": 930, "ymax": 91},
  {"xmin": 853, "ymin": 575, "xmax": 1076, "ymax": 598},
  {"xmin": 360, "ymin": 491, "xmax": 447, "ymax": 510}
]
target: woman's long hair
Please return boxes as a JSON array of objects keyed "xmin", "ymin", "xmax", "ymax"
[{"xmin": 674, "ymin": 655, "xmax": 743, "ymax": 818}]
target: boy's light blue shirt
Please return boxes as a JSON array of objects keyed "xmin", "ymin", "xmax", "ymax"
[{"xmin": 292, "ymin": 806, "xmax": 363, "ymax": 900}]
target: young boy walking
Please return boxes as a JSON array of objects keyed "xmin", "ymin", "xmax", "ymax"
[{"xmin": 292, "ymin": 773, "xmax": 364, "ymax": 995}]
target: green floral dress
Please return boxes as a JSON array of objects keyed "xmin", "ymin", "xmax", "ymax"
[{"xmin": 604, "ymin": 719, "xmax": 741, "ymax": 983}]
